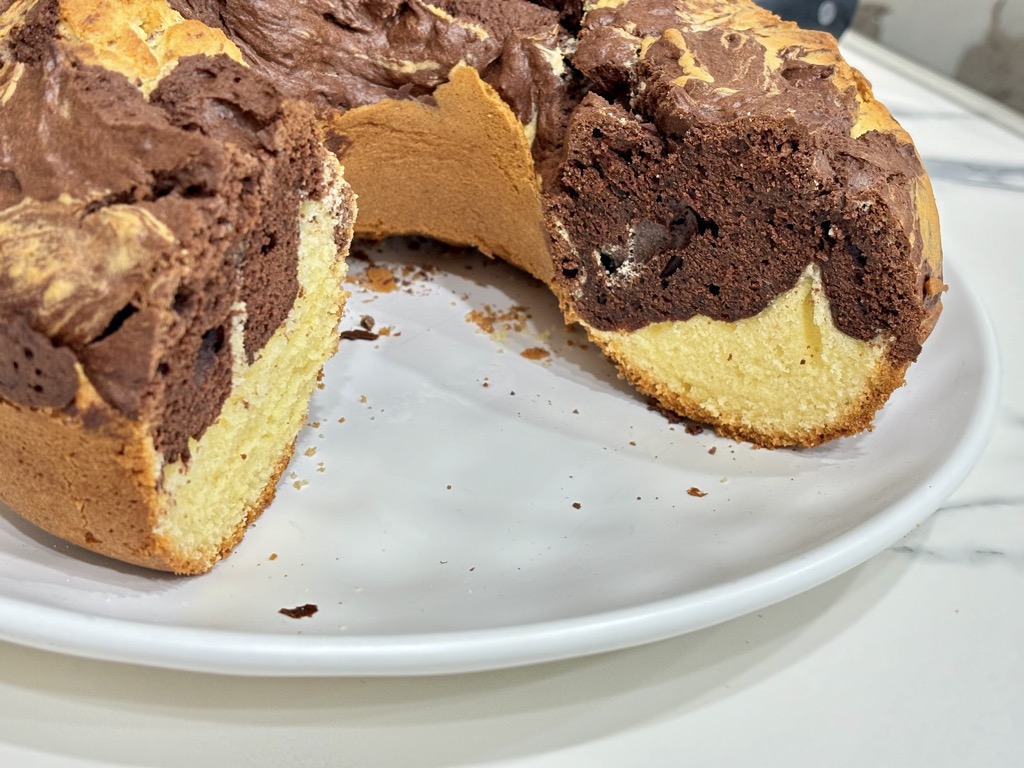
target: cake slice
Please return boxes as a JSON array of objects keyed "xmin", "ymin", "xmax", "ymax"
[{"xmin": 0, "ymin": 0, "xmax": 355, "ymax": 573}]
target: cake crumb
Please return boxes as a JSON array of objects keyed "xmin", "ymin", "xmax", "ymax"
[
  {"xmin": 466, "ymin": 304, "xmax": 529, "ymax": 336},
  {"xmin": 279, "ymin": 603, "xmax": 318, "ymax": 619},
  {"xmin": 268, "ymin": 553, "xmax": 278, "ymax": 561},
  {"xmin": 304, "ymin": 446, "xmax": 317, "ymax": 457},
  {"xmin": 708, "ymin": 446, "xmax": 717, "ymax": 455},
  {"xmin": 365, "ymin": 265, "xmax": 397, "ymax": 293},
  {"xmin": 688, "ymin": 487, "xmax": 708, "ymax": 497},
  {"xmin": 293, "ymin": 479, "xmax": 309, "ymax": 490},
  {"xmin": 521, "ymin": 346, "xmax": 550, "ymax": 361},
  {"xmin": 572, "ymin": 502, "xmax": 582, "ymax": 510}
]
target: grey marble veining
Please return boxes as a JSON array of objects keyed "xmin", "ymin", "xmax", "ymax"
[
  {"xmin": 888, "ymin": 544, "xmax": 1018, "ymax": 565},
  {"xmin": 919, "ymin": 158, "xmax": 1024, "ymax": 192}
]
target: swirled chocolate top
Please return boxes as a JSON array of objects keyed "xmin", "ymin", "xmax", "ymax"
[{"xmin": 0, "ymin": 0, "xmax": 329, "ymax": 461}]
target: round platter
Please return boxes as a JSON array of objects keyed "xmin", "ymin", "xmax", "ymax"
[{"xmin": 0, "ymin": 242, "xmax": 999, "ymax": 676}]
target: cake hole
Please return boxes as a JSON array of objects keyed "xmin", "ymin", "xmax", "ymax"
[
  {"xmin": 820, "ymin": 221, "xmax": 837, "ymax": 247},
  {"xmin": 696, "ymin": 214, "xmax": 719, "ymax": 238},
  {"xmin": 599, "ymin": 251, "xmax": 623, "ymax": 275},
  {"xmin": 846, "ymin": 241, "xmax": 867, "ymax": 268},
  {"xmin": 91, "ymin": 304, "xmax": 138, "ymax": 344},
  {"xmin": 660, "ymin": 252, "xmax": 684, "ymax": 279},
  {"xmin": 173, "ymin": 287, "xmax": 195, "ymax": 315},
  {"xmin": 707, "ymin": 284, "xmax": 721, "ymax": 296},
  {"xmin": 592, "ymin": 127, "xmax": 604, "ymax": 139},
  {"xmin": 195, "ymin": 326, "xmax": 226, "ymax": 386}
]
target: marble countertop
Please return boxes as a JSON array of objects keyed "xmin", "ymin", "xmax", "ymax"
[{"xmin": 1, "ymin": 33, "xmax": 1021, "ymax": 768}]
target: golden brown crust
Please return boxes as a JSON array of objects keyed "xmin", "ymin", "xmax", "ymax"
[
  {"xmin": 0, "ymin": 369, "xmax": 168, "ymax": 569},
  {"xmin": 610, "ymin": 345, "xmax": 910, "ymax": 448}
]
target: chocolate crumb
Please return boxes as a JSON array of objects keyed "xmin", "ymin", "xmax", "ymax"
[
  {"xmin": 685, "ymin": 424, "xmax": 705, "ymax": 436},
  {"xmin": 340, "ymin": 328, "xmax": 380, "ymax": 342},
  {"xmin": 279, "ymin": 603, "xmax": 318, "ymax": 619},
  {"xmin": 708, "ymin": 446, "xmax": 717, "ymax": 455},
  {"xmin": 572, "ymin": 502, "xmax": 582, "ymax": 509}
]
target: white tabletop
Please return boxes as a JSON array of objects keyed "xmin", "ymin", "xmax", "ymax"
[{"xmin": 1, "ymin": 33, "xmax": 1021, "ymax": 768}]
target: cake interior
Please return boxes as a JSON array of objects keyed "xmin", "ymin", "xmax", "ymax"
[
  {"xmin": 326, "ymin": 71, "xmax": 917, "ymax": 446},
  {"xmin": 590, "ymin": 265, "xmax": 906, "ymax": 447},
  {"xmin": 155, "ymin": 159, "xmax": 352, "ymax": 572}
]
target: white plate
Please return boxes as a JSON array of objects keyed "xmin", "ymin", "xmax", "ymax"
[{"xmin": 0, "ymin": 242, "xmax": 999, "ymax": 676}]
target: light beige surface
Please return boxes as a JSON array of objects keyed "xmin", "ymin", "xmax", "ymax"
[{"xmin": 325, "ymin": 64, "xmax": 552, "ymax": 285}]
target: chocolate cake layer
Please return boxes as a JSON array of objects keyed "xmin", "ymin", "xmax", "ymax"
[
  {"xmin": 550, "ymin": 0, "xmax": 942, "ymax": 363},
  {"xmin": 170, "ymin": 0, "xmax": 942, "ymax": 370}
]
